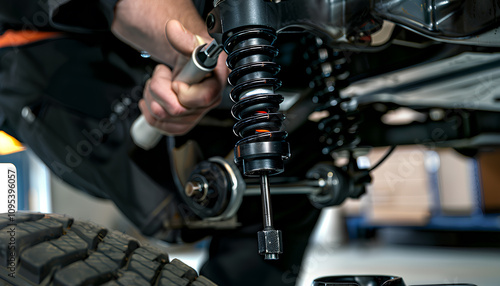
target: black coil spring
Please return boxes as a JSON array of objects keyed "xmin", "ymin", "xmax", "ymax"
[
  {"xmin": 304, "ymin": 36, "xmax": 360, "ymax": 154},
  {"xmin": 304, "ymin": 37, "xmax": 350, "ymax": 105},
  {"xmin": 225, "ymin": 27, "xmax": 287, "ymax": 146}
]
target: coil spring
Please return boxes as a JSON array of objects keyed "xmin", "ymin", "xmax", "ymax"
[
  {"xmin": 304, "ymin": 37, "xmax": 350, "ymax": 105},
  {"xmin": 225, "ymin": 27, "xmax": 289, "ymax": 174},
  {"xmin": 304, "ymin": 36, "xmax": 360, "ymax": 154}
]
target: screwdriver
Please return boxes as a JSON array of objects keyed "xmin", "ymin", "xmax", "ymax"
[{"xmin": 131, "ymin": 39, "xmax": 223, "ymax": 150}]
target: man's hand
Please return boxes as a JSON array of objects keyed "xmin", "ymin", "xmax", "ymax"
[
  {"xmin": 111, "ymin": 0, "xmax": 228, "ymax": 135},
  {"xmin": 139, "ymin": 20, "xmax": 228, "ymax": 135}
]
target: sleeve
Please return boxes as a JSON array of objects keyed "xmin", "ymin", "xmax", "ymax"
[{"xmin": 0, "ymin": 0, "xmax": 119, "ymax": 34}]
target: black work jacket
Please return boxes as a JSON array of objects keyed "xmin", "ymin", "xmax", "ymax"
[{"xmin": 0, "ymin": 0, "xmax": 207, "ymax": 237}]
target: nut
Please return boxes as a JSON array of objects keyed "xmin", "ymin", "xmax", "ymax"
[{"xmin": 257, "ymin": 229, "xmax": 283, "ymax": 260}]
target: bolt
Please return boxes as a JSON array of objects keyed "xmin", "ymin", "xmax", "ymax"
[{"xmin": 185, "ymin": 181, "xmax": 206, "ymax": 201}]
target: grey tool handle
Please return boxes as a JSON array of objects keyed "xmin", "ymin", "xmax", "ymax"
[
  {"xmin": 131, "ymin": 43, "xmax": 218, "ymax": 150},
  {"xmin": 175, "ymin": 44, "xmax": 213, "ymax": 84}
]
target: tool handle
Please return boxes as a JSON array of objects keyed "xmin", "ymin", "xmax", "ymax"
[
  {"xmin": 131, "ymin": 45, "xmax": 211, "ymax": 150},
  {"xmin": 175, "ymin": 45, "xmax": 213, "ymax": 84}
]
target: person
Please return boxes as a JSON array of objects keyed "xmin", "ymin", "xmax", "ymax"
[
  {"xmin": 0, "ymin": 0, "xmax": 226, "ymax": 237},
  {"xmin": 111, "ymin": 0, "xmax": 228, "ymax": 136},
  {"xmin": 0, "ymin": 1, "xmax": 320, "ymax": 285}
]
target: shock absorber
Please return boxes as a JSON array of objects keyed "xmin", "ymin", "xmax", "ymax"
[
  {"xmin": 226, "ymin": 27, "xmax": 289, "ymax": 260},
  {"xmin": 207, "ymin": 0, "xmax": 289, "ymax": 260}
]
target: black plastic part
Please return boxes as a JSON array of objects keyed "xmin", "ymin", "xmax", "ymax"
[
  {"xmin": 313, "ymin": 275, "xmax": 406, "ymax": 286},
  {"xmin": 314, "ymin": 275, "xmax": 477, "ymax": 286},
  {"xmin": 0, "ymin": 212, "xmax": 217, "ymax": 286},
  {"xmin": 235, "ymin": 140, "xmax": 290, "ymax": 176},
  {"xmin": 215, "ymin": 0, "xmax": 279, "ymax": 35},
  {"xmin": 410, "ymin": 284, "xmax": 477, "ymax": 286}
]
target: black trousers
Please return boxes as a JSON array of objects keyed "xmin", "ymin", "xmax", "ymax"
[{"xmin": 200, "ymin": 195, "xmax": 320, "ymax": 286}]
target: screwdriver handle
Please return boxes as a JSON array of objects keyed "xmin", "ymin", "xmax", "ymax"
[{"xmin": 131, "ymin": 44, "xmax": 216, "ymax": 150}]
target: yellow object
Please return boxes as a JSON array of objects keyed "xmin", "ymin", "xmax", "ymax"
[{"xmin": 0, "ymin": 131, "xmax": 25, "ymax": 155}]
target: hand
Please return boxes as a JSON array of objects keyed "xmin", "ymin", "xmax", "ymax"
[{"xmin": 139, "ymin": 20, "xmax": 228, "ymax": 135}]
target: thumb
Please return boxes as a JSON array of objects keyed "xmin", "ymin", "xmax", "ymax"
[{"xmin": 165, "ymin": 19, "xmax": 207, "ymax": 56}]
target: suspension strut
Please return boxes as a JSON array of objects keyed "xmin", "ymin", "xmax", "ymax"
[
  {"xmin": 227, "ymin": 27, "xmax": 289, "ymax": 260},
  {"xmin": 208, "ymin": 0, "xmax": 289, "ymax": 260}
]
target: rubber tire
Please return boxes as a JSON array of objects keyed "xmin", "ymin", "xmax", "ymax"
[{"xmin": 0, "ymin": 212, "xmax": 216, "ymax": 286}]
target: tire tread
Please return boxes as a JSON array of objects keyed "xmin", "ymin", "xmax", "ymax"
[{"xmin": 0, "ymin": 213, "xmax": 217, "ymax": 286}]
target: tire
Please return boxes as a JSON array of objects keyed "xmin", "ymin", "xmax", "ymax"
[{"xmin": 0, "ymin": 212, "xmax": 216, "ymax": 286}]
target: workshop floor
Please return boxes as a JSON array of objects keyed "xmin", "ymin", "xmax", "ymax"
[
  {"xmin": 48, "ymin": 173, "xmax": 500, "ymax": 286},
  {"xmin": 298, "ymin": 243, "xmax": 500, "ymax": 286},
  {"xmin": 165, "ymin": 241, "xmax": 500, "ymax": 286}
]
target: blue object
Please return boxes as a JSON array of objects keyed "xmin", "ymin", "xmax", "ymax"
[{"xmin": 0, "ymin": 151, "xmax": 30, "ymax": 210}]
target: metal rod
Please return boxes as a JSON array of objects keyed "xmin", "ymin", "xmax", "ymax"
[
  {"xmin": 244, "ymin": 179, "xmax": 324, "ymax": 196},
  {"xmin": 260, "ymin": 173, "xmax": 273, "ymax": 229}
]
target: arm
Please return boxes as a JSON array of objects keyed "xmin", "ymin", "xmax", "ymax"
[
  {"xmin": 111, "ymin": 0, "xmax": 229, "ymax": 136},
  {"xmin": 111, "ymin": 0, "xmax": 209, "ymax": 65}
]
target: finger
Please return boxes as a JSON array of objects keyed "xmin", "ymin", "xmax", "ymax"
[
  {"xmin": 139, "ymin": 99, "xmax": 166, "ymax": 129},
  {"xmin": 143, "ymin": 77, "xmax": 173, "ymax": 120},
  {"xmin": 141, "ymin": 79, "xmax": 167, "ymax": 119},
  {"xmin": 147, "ymin": 65, "xmax": 194, "ymax": 117},
  {"xmin": 139, "ymin": 100, "xmax": 206, "ymax": 135},
  {"xmin": 172, "ymin": 55, "xmax": 227, "ymax": 109},
  {"xmin": 151, "ymin": 65, "xmax": 221, "ymax": 116},
  {"xmin": 146, "ymin": 65, "xmax": 213, "ymax": 119},
  {"xmin": 142, "ymin": 86, "xmax": 207, "ymax": 123},
  {"xmin": 172, "ymin": 77, "xmax": 222, "ymax": 109},
  {"xmin": 139, "ymin": 99, "xmax": 199, "ymax": 123},
  {"xmin": 141, "ymin": 90, "xmax": 214, "ymax": 124},
  {"xmin": 165, "ymin": 19, "xmax": 208, "ymax": 56}
]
